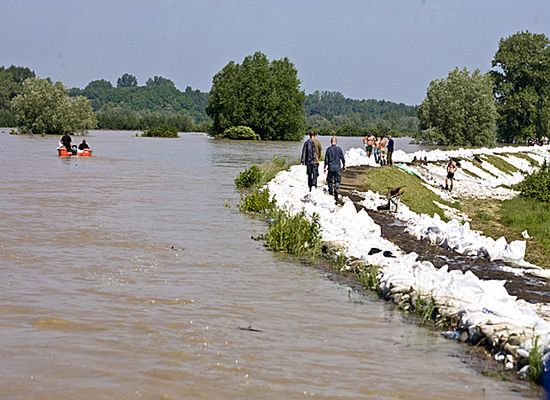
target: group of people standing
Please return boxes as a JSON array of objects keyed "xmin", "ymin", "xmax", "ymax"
[
  {"xmin": 301, "ymin": 131, "xmax": 346, "ymax": 199},
  {"xmin": 363, "ymin": 133, "xmax": 394, "ymax": 166}
]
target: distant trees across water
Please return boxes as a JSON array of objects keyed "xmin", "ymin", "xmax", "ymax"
[
  {"xmin": 69, "ymin": 76, "xmax": 210, "ymax": 132},
  {"xmin": 305, "ymin": 90, "xmax": 419, "ymax": 137},
  {"xmin": 0, "ymin": 65, "xmax": 419, "ymax": 138},
  {"xmin": 3, "ymin": 29, "xmax": 547, "ymax": 144}
]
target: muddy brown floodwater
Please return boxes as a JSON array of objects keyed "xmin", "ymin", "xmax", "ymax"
[{"xmin": 0, "ymin": 131, "xmax": 539, "ymax": 399}]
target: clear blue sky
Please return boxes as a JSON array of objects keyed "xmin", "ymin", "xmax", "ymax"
[{"xmin": 1, "ymin": 0, "xmax": 549, "ymax": 104}]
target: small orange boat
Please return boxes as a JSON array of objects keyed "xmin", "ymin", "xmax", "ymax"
[{"xmin": 57, "ymin": 148, "xmax": 93, "ymax": 157}]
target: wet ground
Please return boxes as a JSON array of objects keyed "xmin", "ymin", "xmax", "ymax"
[{"xmin": 340, "ymin": 165, "xmax": 550, "ymax": 304}]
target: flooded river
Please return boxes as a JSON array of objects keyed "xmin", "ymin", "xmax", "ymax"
[{"xmin": 0, "ymin": 131, "xmax": 538, "ymax": 399}]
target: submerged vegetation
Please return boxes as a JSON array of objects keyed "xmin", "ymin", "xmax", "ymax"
[
  {"xmin": 219, "ymin": 125, "xmax": 260, "ymax": 140},
  {"xmin": 235, "ymin": 157, "xmax": 291, "ymax": 189},
  {"xmin": 263, "ymin": 210, "xmax": 322, "ymax": 257},
  {"xmin": 238, "ymin": 189, "xmax": 275, "ymax": 214},
  {"xmin": 528, "ymin": 335, "xmax": 543, "ymax": 382},
  {"xmin": 139, "ymin": 125, "xmax": 179, "ymax": 138}
]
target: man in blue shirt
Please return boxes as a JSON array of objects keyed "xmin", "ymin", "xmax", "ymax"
[{"xmin": 324, "ymin": 136, "xmax": 346, "ymax": 199}]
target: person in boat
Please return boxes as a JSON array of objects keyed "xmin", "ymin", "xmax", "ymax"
[
  {"xmin": 60, "ymin": 133, "xmax": 72, "ymax": 151},
  {"xmin": 78, "ymin": 139, "xmax": 90, "ymax": 150},
  {"xmin": 445, "ymin": 159, "xmax": 458, "ymax": 191}
]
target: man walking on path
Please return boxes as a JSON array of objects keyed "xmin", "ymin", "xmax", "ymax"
[
  {"xmin": 301, "ymin": 131, "xmax": 322, "ymax": 192},
  {"xmin": 387, "ymin": 135, "xmax": 395, "ymax": 166},
  {"xmin": 324, "ymin": 136, "xmax": 346, "ymax": 199}
]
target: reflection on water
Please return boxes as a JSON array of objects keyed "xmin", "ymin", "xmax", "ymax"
[{"xmin": 0, "ymin": 130, "xmax": 537, "ymax": 399}]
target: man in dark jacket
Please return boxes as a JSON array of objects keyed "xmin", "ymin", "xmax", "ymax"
[
  {"xmin": 301, "ymin": 131, "xmax": 322, "ymax": 192},
  {"xmin": 324, "ymin": 136, "xmax": 346, "ymax": 198},
  {"xmin": 387, "ymin": 134, "xmax": 395, "ymax": 166},
  {"xmin": 78, "ymin": 139, "xmax": 90, "ymax": 150}
]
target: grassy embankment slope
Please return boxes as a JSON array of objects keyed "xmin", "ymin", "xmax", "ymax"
[{"xmin": 361, "ymin": 156, "xmax": 550, "ymax": 268}]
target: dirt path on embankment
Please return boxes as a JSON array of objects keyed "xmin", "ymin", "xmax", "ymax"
[{"xmin": 339, "ymin": 165, "xmax": 550, "ymax": 304}]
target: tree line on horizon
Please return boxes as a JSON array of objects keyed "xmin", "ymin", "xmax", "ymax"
[
  {"xmin": 0, "ymin": 63, "xmax": 419, "ymax": 138},
  {"xmin": 2, "ymin": 29, "xmax": 547, "ymax": 144}
]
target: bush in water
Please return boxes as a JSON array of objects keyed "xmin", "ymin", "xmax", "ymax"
[
  {"xmin": 238, "ymin": 189, "xmax": 275, "ymax": 214},
  {"xmin": 219, "ymin": 125, "xmax": 260, "ymax": 140},
  {"xmin": 234, "ymin": 157, "xmax": 291, "ymax": 190},
  {"xmin": 140, "ymin": 125, "xmax": 179, "ymax": 138},
  {"xmin": 264, "ymin": 210, "xmax": 322, "ymax": 257},
  {"xmin": 235, "ymin": 165, "xmax": 262, "ymax": 189}
]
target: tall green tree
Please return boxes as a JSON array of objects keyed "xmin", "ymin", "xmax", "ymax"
[
  {"xmin": 492, "ymin": 31, "xmax": 550, "ymax": 143},
  {"xmin": 418, "ymin": 67, "xmax": 497, "ymax": 146},
  {"xmin": 206, "ymin": 51, "xmax": 305, "ymax": 140},
  {"xmin": 117, "ymin": 73, "xmax": 138, "ymax": 88},
  {"xmin": 0, "ymin": 65, "xmax": 35, "ymax": 126},
  {"xmin": 12, "ymin": 77, "xmax": 96, "ymax": 134}
]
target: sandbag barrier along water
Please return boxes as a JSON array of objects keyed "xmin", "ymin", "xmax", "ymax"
[{"xmin": 266, "ymin": 144, "xmax": 550, "ymax": 380}]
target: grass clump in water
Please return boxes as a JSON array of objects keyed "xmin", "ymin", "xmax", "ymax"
[
  {"xmin": 528, "ymin": 335, "xmax": 543, "ymax": 382},
  {"xmin": 413, "ymin": 294, "xmax": 437, "ymax": 324},
  {"xmin": 357, "ymin": 265, "xmax": 380, "ymax": 291},
  {"xmin": 264, "ymin": 210, "xmax": 322, "ymax": 257},
  {"xmin": 481, "ymin": 154, "xmax": 519, "ymax": 175},
  {"xmin": 362, "ymin": 167, "xmax": 452, "ymax": 220},
  {"xmin": 140, "ymin": 125, "xmax": 179, "ymax": 138},
  {"xmin": 238, "ymin": 189, "xmax": 275, "ymax": 214},
  {"xmin": 235, "ymin": 157, "xmax": 291, "ymax": 189},
  {"xmin": 235, "ymin": 165, "xmax": 262, "ymax": 189}
]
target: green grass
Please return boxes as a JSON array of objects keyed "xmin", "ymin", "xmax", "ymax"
[
  {"xmin": 471, "ymin": 159, "xmax": 499, "ymax": 178},
  {"xmin": 501, "ymin": 197, "xmax": 550, "ymax": 258},
  {"xmin": 357, "ymin": 265, "xmax": 380, "ymax": 291},
  {"xmin": 413, "ymin": 294, "xmax": 437, "ymax": 324},
  {"xmin": 361, "ymin": 167, "xmax": 452, "ymax": 219},
  {"xmin": 463, "ymin": 197, "xmax": 550, "ymax": 268},
  {"xmin": 461, "ymin": 167, "xmax": 481, "ymax": 179},
  {"xmin": 481, "ymin": 154, "xmax": 520, "ymax": 175},
  {"xmin": 501, "ymin": 152, "xmax": 541, "ymax": 168},
  {"xmin": 528, "ymin": 335, "xmax": 543, "ymax": 382}
]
